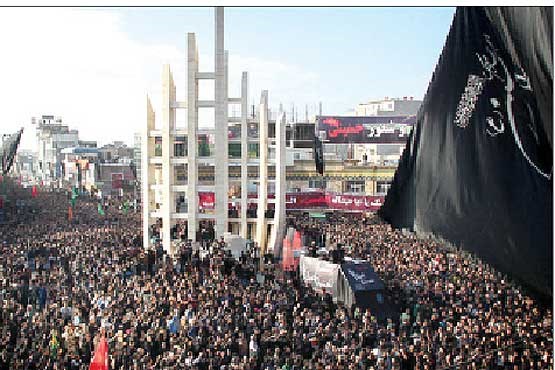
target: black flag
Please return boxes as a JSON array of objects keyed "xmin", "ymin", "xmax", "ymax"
[
  {"xmin": 313, "ymin": 136, "xmax": 324, "ymax": 175},
  {"xmin": 380, "ymin": 7, "xmax": 553, "ymax": 301}
]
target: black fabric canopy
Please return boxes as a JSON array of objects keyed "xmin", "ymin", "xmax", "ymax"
[{"xmin": 335, "ymin": 261, "xmax": 398, "ymax": 320}]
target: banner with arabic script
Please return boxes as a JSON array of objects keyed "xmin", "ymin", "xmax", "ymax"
[
  {"xmin": 286, "ymin": 191, "xmax": 384, "ymax": 211},
  {"xmin": 380, "ymin": 7, "xmax": 553, "ymax": 300},
  {"xmin": 317, "ymin": 116, "xmax": 415, "ymax": 144}
]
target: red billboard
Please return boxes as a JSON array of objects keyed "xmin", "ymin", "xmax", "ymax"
[
  {"xmin": 286, "ymin": 191, "xmax": 384, "ymax": 211},
  {"xmin": 197, "ymin": 191, "xmax": 385, "ymax": 212},
  {"xmin": 198, "ymin": 192, "xmax": 215, "ymax": 210}
]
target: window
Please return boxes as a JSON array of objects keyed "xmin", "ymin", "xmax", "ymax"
[
  {"xmin": 198, "ymin": 135, "xmax": 214, "ymax": 157},
  {"xmin": 229, "ymin": 143, "xmax": 241, "ymax": 158},
  {"xmin": 345, "ymin": 180, "xmax": 365, "ymax": 194},
  {"xmin": 376, "ymin": 181, "xmax": 391, "ymax": 194},
  {"xmin": 248, "ymin": 122, "xmax": 259, "ymax": 138},
  {"xmin": 308, "ymin": 179, "xmax": 326, "ymax": 189},
  {"xmin": 174, "ymin": 164, "xmax": 187, "ymax": 185},
  {"xmin": 247, "ymin": 143, "xmax": 259, "ymax": 159},
  {"xmin": 228, "ymin": 184, "xmax": 241, "ymax": 198},
  {"xmin": 154, "ymin": 137, "xmax": 162, "ymax": 156},
  {"xmin": 174, "ymin": 136, "xmax": 187, "ymax": 157},
  {"xmin": 175, "ymin": 194, "xmax": 188, "ymax": 213}
]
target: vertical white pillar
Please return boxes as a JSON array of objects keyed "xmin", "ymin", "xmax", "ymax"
[
  {"xmin": 256, "ymin": 90, "xmax": 269, "ymax": 254},
  {"xmin": 269, "ymin": 110, "xmax": 286, "ymax": 253},
  {"xmin": 143, "ymin": 96, "xmax": 155, "ymax": 250},
  {"xmin": 161, "ymin": 65, "xmax": 175, "ymax": 255},
  {"xmin": 187, "ymin": 33, "xmax": 199, "ymax": 242},
  {"xmin": 214, "ymin": 7, "xmax": 227, "ymax": 238},
  {"xmin": 240, "ymin": 72, "xmax": 248, "ymax": 238}
]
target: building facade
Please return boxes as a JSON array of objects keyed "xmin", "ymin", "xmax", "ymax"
[
  {"xmin": 61, "ymin": 147, "xmax": 98, "ymax": 191},
  {"xmin": 143, "ymin": 7, "xmax": 286, "ymax": 255},
  {"xmin": 33, "ymin": 115, "xmax": 79, "ymax": 186},
  {"xmin": 285, "ymin": 111, "xmax": 417, "ymax": 197}
]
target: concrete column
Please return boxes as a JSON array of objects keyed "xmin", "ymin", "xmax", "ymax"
[
  {"xmin": 240, "ymin": 72, "xmax": 248, "ymax": 238},
  {"xmin": 256, "ymin": 91, "xmax": 269, "ymax": 254},
  {"xmin": 143, "ymin": 96, "xmax": 156, "ymax": 250},
  {"xmin": 161, "ymin": 64, "xmax": 175, "ymax": 255},
  {"xmin": 269, "ymin": 111, "xmax": 286, "ymax": 253},
  {"xmin": 214, "ymin": 7, "xmax": 227, "ymax": 238},
  {"xmin": 187, "ymin": 33, "xmax": 199, "ymax": 242}
]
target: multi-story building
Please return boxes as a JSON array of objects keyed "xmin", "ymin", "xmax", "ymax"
[
  {"xmin": 286, "ymin": 111, "xmax": 417, "ymax": 197},
  {"xmin": 143, "ymin": 7, "xmax": 286, "ymax": 255},
  {"xmin": 98, "ymin": 141, "xmax": 134, "ymax": 164},
  {"xmin": 33, "ymin": 115, "xmax": 79, "ymax": 186},
  {"xmin": 13, "ymin": 150, "xmax": 38, "ymax": 183},
  {"xmin": 60, "ymin": 147, "xmax": 98, "ymax": 191}
]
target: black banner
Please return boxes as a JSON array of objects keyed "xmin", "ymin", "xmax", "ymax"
[
  {"xmin": 1, "ymin": 128, "xmax": 23, "ymax": 175},
  {"xmin": 380, "ymin": 7, "xmax": 553, "ymax": 300},
  {"xmin": 313, "ymin": 136, "xmax": 324, "ymax": 175}
]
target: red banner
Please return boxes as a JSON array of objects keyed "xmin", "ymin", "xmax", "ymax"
[
  {"xmin": 199, "ymin": 192, "xmax": 215, "ymax": 210},
  {"xmin": 285, "ymin": 192, "xmax": 328, "ymax": 208},
  {"xmin": 286, "ymin": 191, "xmax": 384, "ymax": 211},
  {"xmin": 111, "ymin": 173, "xmax": 123, "ymax": 189},
  {"xmin": 325, "ymin": 193, "xmax": 384, "ymax": 211},
  {"xmin": 196, "ymin": 191, "xmax": 384, "ymax": 212}
]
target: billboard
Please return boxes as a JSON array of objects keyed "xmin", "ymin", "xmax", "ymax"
[
  {"xmin": 286, "ymin": 191, "xmax": 384, "ymax": 211},
  {"xmin": 317, "ymin": 116, "xmax": 416, "ymax": 144},
  {"xmin": 194, "ymin": 191, "xmax": 385, "ymax": 212}
]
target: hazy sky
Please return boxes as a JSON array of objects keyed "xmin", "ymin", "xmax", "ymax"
[{"xmin": 0, "ymin": 6, "xmax": 455, "ymax": 150}]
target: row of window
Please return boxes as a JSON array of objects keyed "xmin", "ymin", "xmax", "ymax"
[{"xmin": 154, "ymin": 137, "xmax": 260, "ymax": 159}]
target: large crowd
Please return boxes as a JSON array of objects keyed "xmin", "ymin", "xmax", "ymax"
[{"xmin": 0, "ymin": 181, "xmax": 552, "ymax": 369}]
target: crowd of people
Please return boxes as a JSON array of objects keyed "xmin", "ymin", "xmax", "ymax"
[
  {"xmin": 294, "ymin": 213, "xmax": 553, "ymax": 369},
  {"xmin": 0, "ymin": 180, "xmax": 552, "ymax": 369}
]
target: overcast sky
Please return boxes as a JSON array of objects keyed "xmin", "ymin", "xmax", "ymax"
[{"xmin": 0, "ymin": 6, "xmax": 455, "ymax": 150}]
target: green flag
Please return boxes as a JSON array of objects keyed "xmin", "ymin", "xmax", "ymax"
[
  {"xmin": 123, "ymin": 200, "xmax": 129, "ymax": 214},
  {"xmin": 70, "ymin": 197, "xmax": 76, "ymax": 208},
  {"xmin": 98, "ymin": 203, "xmax": 105, "ymax": 216}
]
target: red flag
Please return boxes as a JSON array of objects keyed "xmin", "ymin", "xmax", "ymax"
[
  {"xmin": 89, "ymin": 337, "xmax": 108, "ymax": 370},
  {"xmin": 68, "ymin": 206, "xmax": 73, "ymax": 221},
  {"xmin": 32, "ymin": 185, "xmax": 38, "ymax": 198}
]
